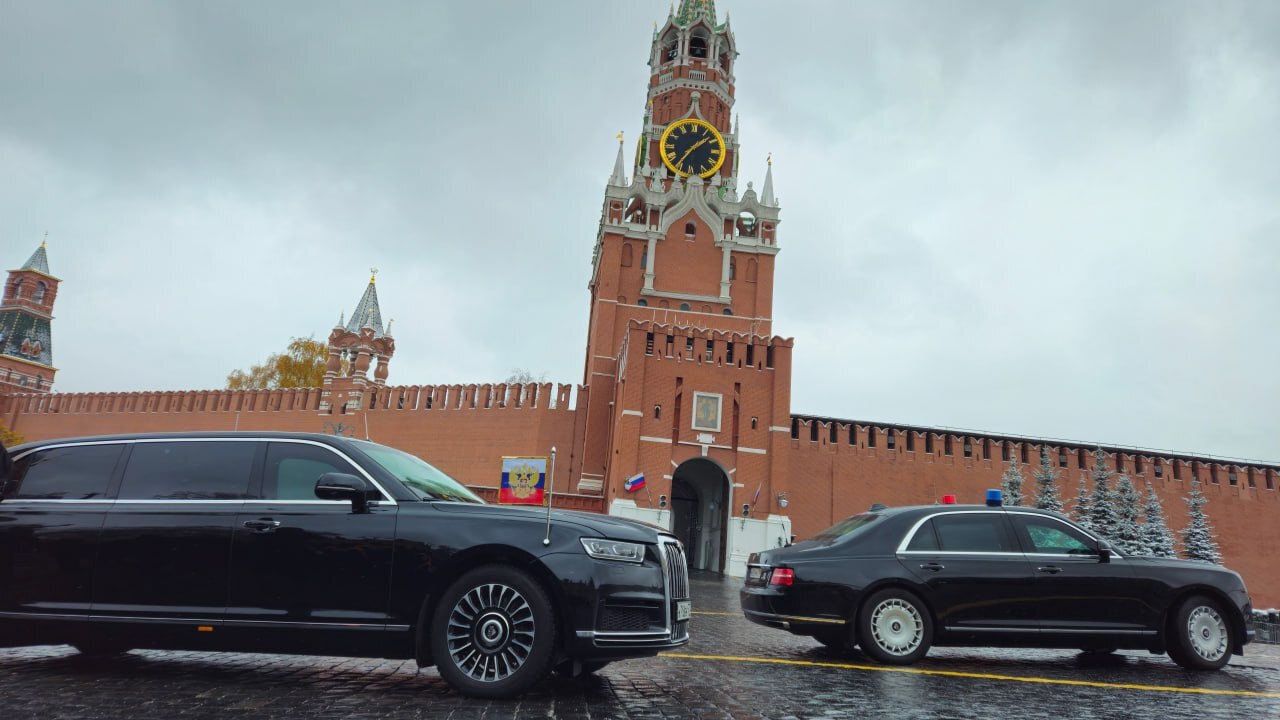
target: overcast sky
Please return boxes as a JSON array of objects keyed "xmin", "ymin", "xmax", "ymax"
[{"xmin": 2, "ymin": 1, "xmax": 1277, "ymax": 463}]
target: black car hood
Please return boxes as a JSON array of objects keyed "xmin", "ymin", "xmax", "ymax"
[
  {"xmin": 430, "ymin": 503, "xmax": 664, "ymax": 543},
  {"xmin": 1126, "ymin": 555, "xmax": 1239, "ymax": 576}
]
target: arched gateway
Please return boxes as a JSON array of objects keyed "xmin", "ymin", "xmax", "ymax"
[{"xmin": 670, "ymin": 458, "xmax": 730, "ymax": 573}]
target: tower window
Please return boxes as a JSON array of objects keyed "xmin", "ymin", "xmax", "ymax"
[
  {"xmin": 1135, "ymin": 456, "xmax": 1145, "ymax": 474},
  {"xmin": 1078, "ymin": 449, "xmax": 1087, "ymax": 469},
  {"xmin": 685, "ymin": 336, "xmax": 694, "ymax": 358},
  {"xmin": 943, "ymin": 436, "xmax": 952, "ymax": 456},
  {"xmin": 725, "ymin": 342, "xmax": 734, "ymax": 364},
  {"xmin": 705, "ymin": 339, "xmax": 714, "ymax": 361},
  {"xmin": 730, "ymin": 258, "xmax": 736, "ymax": 280},
  {"xmin": 1154, "ymin": 460, "xmax": 1164, "ymax": 478},
  {"xmin": 654, "ymin": 404, "xmax": 661, "ymax": 419},
  {"xmin": 1058, "ymin": 450, "xmax": 1067, "ymax": 468},
  {"xmin": 746, "ymin": 344, "xmax": 754, "ymax": 366},
  {"xmin": 637, "ymin": 298, "xmax": 648, "ymax": 307},
  {"xmin": 621, "ymin": 243, "xmax": 634, "ymax": 267},
  {"xmin": 982, "ymin": 438, "xmax": 991, "ymax": 460},
  {"xmin": 1020, "ymin": 444, "xmax": 1029, "ymax": 464},
  {"xmin": 906, "ymin": 432, "xmax": 915, "ymax": 452},
  {"xmin": 645, "ymin": 332, "xmax": 654, "ymax": 355},
  {"xmin": 809, "ymin": 422, "xmax": 818, "ymax": 443},
  {"xmin": 1229, "ymin": 469, "xmax": 1237, "ymax": 486},
  {"xmin": 829, "ymin": 424, "xmax": 837, "ymax": 444},
  {"xmin": 722, "ymin": 308, "xmax": 733, "ymax": 316},
  {"xmin": 1173, "ymin": 461, "xmax": 1182, "ymax": 481},
  {"xmin": 887, "ymin": 429, "xmax": 896, "ymax": 450},
  {"xmin": 1001, "ymin": 442, "xmax": 1010, "ymax": 462},
  {"xmin": 867, "ymin": 427, "xmax": 876, "ymax": 448},
  {"xmin": 1116, "ymin": 454, "xmax": 1125, "ymax": 473},
  {"xmin": 925, "ymin": 434, "xmax": 934, "ymax": 454},
  {"xmin": 963, "ymin": 438, "xmax": 972, "ymax": 458},
  {"xmin": 751, "ymin": 417, "xmax": 758, "ymax": 430},
  {"xmin": 790, "ymin": 418, "xmax": 799, "ymax": 439},
  {"xmin": 33, "ymin": 282, "xmax": 46, "ymax": 303},
  {"xmin": 766, "ymin": 345, "xmax": 774, "ymax": 367},
  {"xmin": 689, "ymin": 35, "xmax": 708, "ymax": 59},
  {"xmin": 679, "ymin": 302, "xmax": 691, "ymax": 312},
  {"xmin": 685, "ymin": 221, "xmax": 696, "ymax": 238}
]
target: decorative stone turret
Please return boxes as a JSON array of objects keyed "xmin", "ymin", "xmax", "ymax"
[
  {"xmin": 0, "ymin": 238, "xmax": 60, "ymax": 393},
  {"xmin": 323, "ymin": 271, "xmax": 396, "ymax": 414}
]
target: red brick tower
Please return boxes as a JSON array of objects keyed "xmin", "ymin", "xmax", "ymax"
[
  {"xmin": 320, "ymin": 272, "xmax": 395, "ymax": 417},
  {"xmin": 0, "ymin": 240, "xmax": 59, "ymax": 394},
  {"xmin": 576, "ymin": 0, "xmax": 794, "ymax": 574}
]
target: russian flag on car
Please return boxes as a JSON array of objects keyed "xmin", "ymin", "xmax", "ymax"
[
  {"xmin": 499, "ymin": 457, "xmax": 547, "ymax": 505},
  {"xmin": 624, "ymin": 473, "xmax": 646, "ymax": 493}
]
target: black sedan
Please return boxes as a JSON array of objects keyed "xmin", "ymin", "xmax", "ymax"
[{"xmin": 740, "ymin": 503, "xmax": 1254, "ymax": 670}]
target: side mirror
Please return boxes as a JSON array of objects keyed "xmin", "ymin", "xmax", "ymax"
[
  {"xmin": 1097, "ymin": 539, "xmax": 1112, "ymax": 564},
  {"xmin": 315, "ymin": 472, "xmax": 373, "ymax": 513}
]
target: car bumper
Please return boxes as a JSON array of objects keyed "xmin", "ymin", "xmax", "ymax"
[{"xmin": 740, "ymin": 585, "xmax": 850, "ymax": 634}]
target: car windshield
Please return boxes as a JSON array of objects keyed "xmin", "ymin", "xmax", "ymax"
[
  {"xmin": 359, "ymin": 443, "xmax": 485, "ymax": 504},
  {"xmin": 812, "ymin": 513, "xmax": 879, "ymax": 542}
]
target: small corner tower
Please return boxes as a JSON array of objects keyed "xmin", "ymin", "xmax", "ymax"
[
  {"xmin": 321, "ymin": 271, "xmax": 396, "ymax": 413},
  {"xmin": 0, "ymin": 239, "xmax": 60, "ymax": 393}
]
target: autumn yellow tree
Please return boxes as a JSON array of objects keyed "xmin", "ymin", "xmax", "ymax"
[
  {"xmin": 0, "ymin": 421, "xmax": 22, "ymax": 447},
  {"xmin": 227, "ymin": 337, "xmax": 330, "ymax": 389}
]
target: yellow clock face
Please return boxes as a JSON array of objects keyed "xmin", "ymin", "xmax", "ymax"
[{"xmin": 659, "ymin": 118, "xmax": 727, "ymax": 178}]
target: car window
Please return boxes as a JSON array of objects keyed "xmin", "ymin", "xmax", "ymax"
[
  {"xmin": 358, "ymin": 441, "xmax": 483, "ymax": 503},
  {"xmin": 118, "ymin": 441, "xmax": 255, "ymax": 500},
  {"xmin": 5, "ymin": 444, "xmax": 123, "ymax": 500},
  {"xmin": 263, "ymin": 442, "xmax": 361, "ymax": 500},
  {"xmin": 933, "ymin": 514, "xmax": 1011, "ymax": 552},
  {"xmin": 1017, "ymin": 517, "xmax": 1096, "ymax": 555},
  {"xmin": 812, "ymin": 513, "xmax": 879, "ymax": 543},
  {"xmin": 905, "ymin": 519, "xmax": 939, "ymax": 551}
]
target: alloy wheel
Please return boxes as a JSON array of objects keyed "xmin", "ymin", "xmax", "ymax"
[
  {"xmin": 870, "ymin": 598, "xmax": 924, "ymax": 656},
  {"xmin": 445, "ymin": 583, "xmax": 537, "ymax": 683},
  {"xmin": 1186, "ymin": 604, "xmax": 1228, "ymax": 663}
]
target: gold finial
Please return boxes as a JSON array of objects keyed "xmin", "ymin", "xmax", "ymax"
[
  {"xmin": 767, "ymin": 152, "xmax": 772, "ymax": 166},
  {"xmin": 369, "ymin": 267, "xmax": 379, "ymax": 284},
  {"xmin": 616, "ymin": 131, "xmax": 624, "ymax": 144},
  {"xmin": 42, "ymin": 231, "xmax": 47, "ymax": 248}
]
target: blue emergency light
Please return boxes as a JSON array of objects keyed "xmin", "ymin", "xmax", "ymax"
[{"xmin": 985, "ymin": 489, "xmax": 1003, "ymax": 507}]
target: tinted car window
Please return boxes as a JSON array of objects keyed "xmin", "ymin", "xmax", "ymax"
[
  {"xmin": 812, "ymin": 513, "xmax": 879, "ymax": 543},
  {"xmin": 263, "ymin": 442, "xmax": 359, "ymax": 500},
  {"xmin": 118, "ymin": 441, "xmax": 255, "ymax": 500},
  {"xmin": 1016, "ymin": 516, "xmax": 1096, "ymax": 555},
  {"xmin": 933, "ymin": 514, "xmax": 1010, "ymax": 552},
  {"xmin": 905, "ymin": 519, "xmax": 939, "ymax": 551},
  {"xmin": 6, "ymin": 444, "xmax": 123, "ymax": 499}
]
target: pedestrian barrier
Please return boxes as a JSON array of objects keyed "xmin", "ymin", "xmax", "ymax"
[{"xmin": 1254, "ymin": 612, "xmax": 1280, "ymax": 644}]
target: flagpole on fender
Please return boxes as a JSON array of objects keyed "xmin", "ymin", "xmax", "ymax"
[{"xmin": 542, "ymin": 447, "xmax": 556, "ymax": 546}]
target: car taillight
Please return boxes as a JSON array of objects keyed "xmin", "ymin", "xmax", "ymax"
[{"xmin": 769, "ymin": 567, "xmax": 795, "ymax": 586}]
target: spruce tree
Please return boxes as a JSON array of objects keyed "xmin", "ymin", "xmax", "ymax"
[
  {"xmin": 1086, "ymin": 449, "xmax": 1119, "ymax": 541},
  {"xmin": 1033, "ymin": 447, "xmax": 1064, "ymax": 513},
  {"xmin": 1140, "ymin": 481, "xmax": 1177, "ymax": 558},
  {"xmin": 1181, "ymin": 480, "xmax": 1223, "ymax": 564},
  {"xmin": 1001, "ymin": 455, "xmax": 1025, "ymax": 506},
  {"xmin": 1073, "ymin": 475, "xmax": 1094, "ymax": 532},
  {"xmin": 1112, "ymin": 475, "xmax": 1143, "ymax": 555}
]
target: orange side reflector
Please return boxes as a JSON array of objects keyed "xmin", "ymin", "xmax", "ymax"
[{"xmin": 197, "ymin": 626, "xmax": 213, "ymax": 633}]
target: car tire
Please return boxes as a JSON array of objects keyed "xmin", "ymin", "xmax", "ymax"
[
  {"xmin": 857, "ymin": 588, "xmax": 932, "ymax": 665},
  {"xmin": 429, "ymin": 565, "xmax": 557, "ymax": 698},
  {"xmin": 1167, "ymin": 595, "xmax": 1231, "ymax": 671},
  {"xmin": 813, "ymin": 628, "xmax": 854, "ymax": 652}
]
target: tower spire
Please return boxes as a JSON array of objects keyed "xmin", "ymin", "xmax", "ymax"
[
  {"xmin": 609, "ymin": 132, "xmax": 627, "ymax": 186},
  {"xmin": 760, "ymin": 154, "xmax": 776, "ymax": 206},
  {"xmin": 20, "ymin": 240, "xmax": 51, "ymax": 275},
  {"xmin": 345, "ymin": 273, "xmax": 386, "ymax": 337},
  {"xmin": 675, "ymin": 0, "xmax": 717, "ymax": 26}
]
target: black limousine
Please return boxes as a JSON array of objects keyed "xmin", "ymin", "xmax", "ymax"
[
  {"xmin": 741, "ymin": 501, "xmax": 1254, "ymax": 670},
  {"xmin": 0, "ymin": 433, "xmax": 690, "ymax": 698}
]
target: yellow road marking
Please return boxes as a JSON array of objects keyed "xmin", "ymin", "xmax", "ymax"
[{"xmin": 660, "ymin": 653, "xmax": 1280, "ymax": 698}]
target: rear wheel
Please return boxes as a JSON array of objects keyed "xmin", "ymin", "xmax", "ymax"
[
  {"xmin": 429, "ymin": 565, "xmax": 557, "ymax": 698},
  {"xmin": 1168, "ymin": 595, "xmax": 1231, "ymax": 671},
  {"xmin": 857, "ymin": 588, "xmax": 932, "ymax": 665}
]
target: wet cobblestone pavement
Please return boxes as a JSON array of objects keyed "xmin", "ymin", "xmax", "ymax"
[{"xmin": 1, "ymin": 573, "xmax": 1276, "ymax": 719}]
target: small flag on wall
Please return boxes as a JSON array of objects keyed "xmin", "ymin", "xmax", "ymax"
[
  {"xmin": 624, "ymin": 473, "xmax": 646, "ymax": 493},
  {"xmin": 500, "ymin": 457, "xmax": 548, "ymax": 505}
]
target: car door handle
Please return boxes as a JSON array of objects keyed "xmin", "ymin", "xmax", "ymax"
[
  {"xmin": 1037, "ymin": 566, "xmax": 1063, "ymax": 574},
  {"xmin": 919, "ymin": 563, "xmax": 945, "ymax": 572},
  {"xmin": 243, "ymin": 519, "xmax": 281, "ymax": 533}
]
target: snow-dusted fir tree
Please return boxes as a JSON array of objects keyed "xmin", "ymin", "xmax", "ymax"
[
  {"xmin": 1112, "ymin": 475, "xmax": 1143, "ymax": 555},
  {"xmin": 1001, "ymin": 455, "xmax": 1026, "ymax": 506},
  {"xmin": 1033, "ymin": 447, "xmax": 1064, "ymax": 513},
  {"xmin": 1086, "ymin": 449, "xmax": 1119, "ymax": 541},
  {"xmin": 1072, "ymin": 475, "xmax": 1094, "ymax": 532},
  {"xmin": 1181, "ymin": 480, "xmax": 1223, "ymax": 564},
  {"xmin": 1140, "ymin": 481, "xmax": 1177, "ymax": 558}
]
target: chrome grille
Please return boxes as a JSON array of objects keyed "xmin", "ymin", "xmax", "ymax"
[{"xmin": 661, "ymin": 537, "xmax": 690, "ymax": 641}]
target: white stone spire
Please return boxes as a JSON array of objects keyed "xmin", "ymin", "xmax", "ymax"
[
  {"xmin": 609, "ymin": 133, "xmax": 627, "ymax": 186},
  {"xmin": 760, "ymin": 153, "xmax": 776, "ymax": 206}
]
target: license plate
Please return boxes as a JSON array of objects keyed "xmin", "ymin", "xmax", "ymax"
[{"xmin": 675, "ymin": 600, "xmax": 691, "ymax": 622}]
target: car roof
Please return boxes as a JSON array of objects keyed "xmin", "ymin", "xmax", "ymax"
[{"xmin": 9, "ymin": 431, "xmax": 352, "ymax": 453}]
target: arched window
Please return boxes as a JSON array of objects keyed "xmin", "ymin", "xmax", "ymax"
[
  {"xmin": 684, "ymin": 221, "xmax": 696, "ymax": 238},
  {"xmin": 621, "ymin": 243, "xmax": 634, "ymax": 267},
  {"xmin": 722, "ymin": 308, "xmax": 733, "ymax": 315},
  {"xmin": 10, "ymin": 279, "xmax": 22, "ymax": 299},
  {"xmin": 729, "ymin": 258, "xmax": 736, "ymax": 280},
  {"xmin": 637, "ymin": 298, "xmax": 648, "ymax": 307},
  {"xmin": 746, "ymin": 258, "xmax": 758, "ymax": 282},
  {"xmin": 33, "ymin": 282, "xmax": 46, "ymax": 303},
  {"xmin": 640, "ymin": 249, "xmax": 647, "ymax": 269},
  {"xmin": 679, "ymin": 302, "xmax": 691, "ymax": 311},
  {"xmin": 689, "ymin": 35, "xmax": 708, "ymax": 59}
]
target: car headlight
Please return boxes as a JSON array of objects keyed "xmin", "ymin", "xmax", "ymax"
[{"xmin": 580, "ymin": 537, "xmax": 645, "ymax": 563}]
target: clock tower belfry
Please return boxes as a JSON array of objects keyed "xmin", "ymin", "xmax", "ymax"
[{"xmin": 574, "ymin": 0, "xmax": 794, "ymax": 575}]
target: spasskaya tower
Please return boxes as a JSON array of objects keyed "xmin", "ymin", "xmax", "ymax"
[{"xmin": 574, "ymin": 0, "xmax": 794, "ymax": 575}]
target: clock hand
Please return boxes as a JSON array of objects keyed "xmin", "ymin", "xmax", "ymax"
[{"xmin": 677, "ymin": 137, "xmax": 712, "ymax": 166}]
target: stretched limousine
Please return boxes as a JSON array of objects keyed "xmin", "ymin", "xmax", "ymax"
[{"xmin": 0, "ymin": 432, "xmax": 690, "ymax": 698}]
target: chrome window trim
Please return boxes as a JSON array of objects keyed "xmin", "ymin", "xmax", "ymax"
[
  {"xmin": 744, "ymin": 609, "xmax": 847, "ymax": 625},
  {"xmin": 896, "ymin": 509, "xmax": 1123, "ymax": 558},
  {"xmin": 7, "ymin": 437, "xmax": 397, "ymax": 506}
]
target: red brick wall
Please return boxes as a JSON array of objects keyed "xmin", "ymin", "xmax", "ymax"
[{"xmin": 783, "ymin": 418, "xmax": 1280, "ymax": 607}]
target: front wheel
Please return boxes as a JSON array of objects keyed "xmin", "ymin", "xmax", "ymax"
[
  {"xmin": 429, "ymin": 565, "xmax": 557, "ymax": 698},
  {"xmin": 857, "ymin": 588, "xmax": 932, "ymax": 665},
  {"xmin": 1168, "ymin": 595, "xmax": 1231, "ymax": 671}
]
